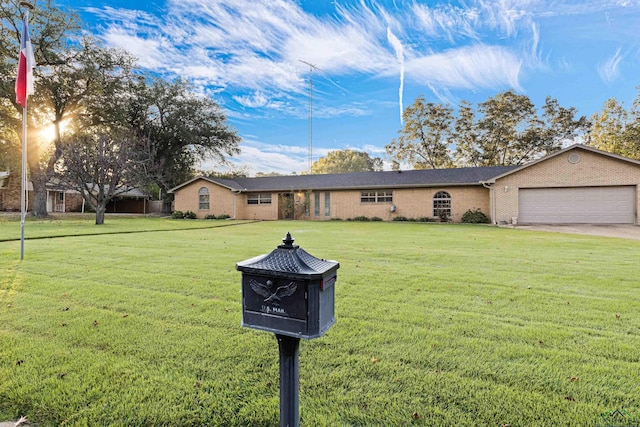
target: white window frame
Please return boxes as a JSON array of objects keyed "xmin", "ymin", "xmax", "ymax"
[
  {"xmin": 433, "ymin": 191, "xmax": 452, "ymax": 218},
  {"xmin": 247, "ymin": 193, "xmax": 272, "ymax": 205},
  {"xmin": 314, "ymin": 192, "xmax": 320, "ymax": 216},
  {"xmin": 198, "ymin": 187, "xmax": 210, "ymax": 210},
  {"xmin": 361, "ymin": 190, "xmax": 393, "ymax": 203},
  {"xmin": 324, "ymin": 192, "xmax": 330, "ymax": 217}
]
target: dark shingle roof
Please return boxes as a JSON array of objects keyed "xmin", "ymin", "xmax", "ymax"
[{"xmin": 173, "ymin": 166, "xmax": 518, "ymax": 193}]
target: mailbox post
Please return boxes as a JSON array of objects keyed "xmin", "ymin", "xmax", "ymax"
[{"xmin": 237, "ymin": 233, "xmax": 339, "ymax": 427}]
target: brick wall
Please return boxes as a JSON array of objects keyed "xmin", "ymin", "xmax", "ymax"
[
  {"xmin": 296, "ymin": 186, "xmax": 489, "ymax": 222},
  {"xmin": 173, "ymin": 179, "xmax": 492, "ymax": 222},
  {"xmin": 494, "ymin": 148, "xmax": 640, "ymax": 224},
  {"xmin": 65, "ymin": 193, "xmax": 84, "ymax": 212},
  {"xmin": 0, "ymin": 173, "xmax": 31, "ymax": 211},
  {"xmin": 236, "ymin": 195, "xmax": 278, "ymax": 220},
  {"xmin": 173, "ymin": 179, "xmax": 237, "ymax": 218}
]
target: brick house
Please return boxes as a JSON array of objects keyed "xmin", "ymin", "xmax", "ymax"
[
  {"xmin": 169, "ymin": 145, "xmax": 640, "ymax": 225},
  {"xmin": 1, "ymin": 172, "xmax": 85, "ymax": 213},
  {"xmin": 0, "ymin": 172, "xmax": 149, "ymax": 214}
]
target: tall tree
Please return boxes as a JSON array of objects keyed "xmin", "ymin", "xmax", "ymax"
[
  {"xmin": 311, "ymin": 149, "xmax": 383, "ymax": 174},
  {"xmin": 589, "ymin": 98, "xmax": 640, "ymax": 159},
  {"xmin": 56, "ymin": 132, "xmax": 148, "ymax": 224},
  {"xmin": 0, "ymin": 104, "xmax": 19, "ymax": 172},
  {"xmin": 453, "ymin": 100, "xmax": 481, "ymax": 166},
  {"xmin": 31, "ymin": 40, "xmax": 138, "ymax": 216},
  {"xmin": 1, "ymin": 0, "xmax": 88, "ymax": 216},
  {"xmin": 390, "ymin": 91, "xmax": 587, "ymax": 169},
  {"xmin": 385, "ymin": 96, "xmax": 454, "ymax": 169},
  {"xmin": 478, "ymin": 92, "xmax": 588, "ymax": 165},
  {"xmin": 1, "ymin": 2, "xmax": 241, "ymax": 217},
  {"xmin": 128, "ymin": 78, "xmax": 241, "ymax": 203},
  {"xmin": 621, "ymin": 96, "xmax": 640, "ymax": 159},
  {"xmin": 475, "ymin": 90, "xmax": 542, "ymax": 166},
  {"xmin": 539, "ymin": 97, "xmax": 589, "ymax": 154}
]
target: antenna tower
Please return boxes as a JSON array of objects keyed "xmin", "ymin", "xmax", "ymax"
[{"xmin": 299, "ymin": 60, "xmax": 317, "ymax": 173}]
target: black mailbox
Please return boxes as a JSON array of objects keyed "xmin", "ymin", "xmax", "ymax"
[{"xmin": 237, "ymin": 232, "xmax": 339, "ymax": 339}]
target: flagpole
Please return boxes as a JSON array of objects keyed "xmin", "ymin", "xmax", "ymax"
[
  {"xmin": 17, "ymin": 3, "xmax": 34, "ymax": 260},
  {"xmin": 20, "ymin": 106, "xmax": 27, "ymax": 260}
]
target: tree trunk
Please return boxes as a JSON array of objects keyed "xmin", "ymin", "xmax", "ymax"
[
  {"xmin": 162, "ymin": 193, "xmax": 174, "ymax": 214},
  {"xmin": 26, "ymin": 126, "xmax": 49, "ymax": 218},
  {"xmin": 30, "ymin": 173, "xmax": 49, "ymax": 218},
  {"xmin": 95, "ymin": 205, "xmax": 106, "ymax": 225}
]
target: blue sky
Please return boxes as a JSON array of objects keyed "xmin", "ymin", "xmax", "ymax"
[{"xmin": 57, "ymin": 0, "xmax": 640, "ymax": 175}]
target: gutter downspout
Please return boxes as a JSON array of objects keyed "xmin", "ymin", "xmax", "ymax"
[
  {"xmin": 229, "ymin": 189, "xmax": 244, "ymax": 220},
  {"xmin": 482, "ymin": 181, "xmax": 496, "ymax": 225}
]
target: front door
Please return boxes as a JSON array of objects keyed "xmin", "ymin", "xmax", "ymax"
[{"xmin": 278, "ymin": 193, "xmax": 294, "ymax": 220}]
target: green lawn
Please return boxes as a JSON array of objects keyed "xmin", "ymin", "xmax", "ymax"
[
  {"xmin": 0, "ymin": 213, "xmax": 255, "ymax": 241},
  {"xmin": 1, "ymin": 218, "xmax": 639, "ymax": 426}
]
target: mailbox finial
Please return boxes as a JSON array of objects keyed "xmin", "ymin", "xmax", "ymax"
[{"xmin": 280, "ymin": 232, "xmax": 296, "ymax": 249}]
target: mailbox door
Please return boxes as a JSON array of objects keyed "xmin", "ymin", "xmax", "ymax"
[{"xmin": 242, "ymin": 275, "xmax": 309, "ymax": 337}]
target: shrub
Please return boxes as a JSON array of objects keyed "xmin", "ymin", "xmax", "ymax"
[
  {"xmin": 393, "ymin": 216, "xmax": 408, "ymax": 222},
  {"xmin": 370, "ymin": 216, "xmax": 383, "ymax": 222},
  {"xmin": 436, "ymin": 209, "xmax": 450, "ymax": 222},
  {"xmin": 462, "ymin": 208, "xmax": 489, "ymax": 224},
  {"xmin": 417, "ymin": 217, "xmax": 435, "ymax": 222},
  {"xmin": 171, "ymin": 210, "xmax": 184, "ymax": 219},
  {"xmin": 204, "ymin": 214, "xmax": 217, "ymax": 220},
  {"xmin": 183, "ymin": 211, "xmax": 197, "ymax": 219},
  {"xmin": 353, "ymin": 216, "xmax": 370, "ymax": 221},
  {"xmin": 217, "ymin": 214, "xmax": 231, "ymax": 220}
]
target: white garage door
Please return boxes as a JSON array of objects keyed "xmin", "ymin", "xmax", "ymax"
[{"xmin": 518, "ymin": 186, "xmax": 636, "ymax": 224}]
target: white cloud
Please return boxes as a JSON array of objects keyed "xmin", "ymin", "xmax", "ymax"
[
  {"xmin": 200, "ymin": 138, "xmax": 390, "ymax": 175},
  {"xmin": 411, "ymin": 3, "xmax": 480, "ymax": 42},
  {"xmin": 232, "ymin": 142, "xmax": 309, "ymax": 175},
  {"xmin": 405, "ymin": 44, "xmax": 522, "ymax": 91},
  {"xmin": 386, "ymin": 27, "xmax": 405, "ymax": 125},
  {"xmin": 477, "ymin": 0, "xmax": 532, "ymax": 37},
  {"xmin": 88, "ymin": 0, "xmax": 535, "ymax": 101},
  {"xmin": 312, "ymin": 104, "xmax": 370, "ymax": 119},
  {"xmin": 82, "ymin": 6, "xmax": 159, "ymax": 28},
  {"xmin": 233, "ymin": 91, "xmax": 269, "ymax": 108},
  {"xmin": 198, "ymin": 138, "xmax": 311, "ymax": 175},
  {"xmin": 598, "ymin": 47, "xmax": 623, "ymax": 83},
  {"xmin": 362, "ymin": 144, "xmax": 386, "ymax": 154},
  {"xmin": 530, "ymin": 22, "xmax": 541, "ymax": 63},
  {"xmin": 102, "ymin": 30, "xmax": 166, "ymax": 69}
]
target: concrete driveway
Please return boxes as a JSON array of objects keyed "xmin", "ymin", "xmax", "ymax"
[{"xmin": 512, "ymin": 224, "xmax": 640, "ymax": 240}]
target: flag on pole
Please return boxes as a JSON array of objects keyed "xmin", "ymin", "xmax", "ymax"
[{"xmin": 15, "ymin": 13, "xmax": 35, "ymax": 108}]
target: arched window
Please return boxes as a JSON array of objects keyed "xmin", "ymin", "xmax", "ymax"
[
  {"xmin": 198, "ymin": 187, "xmax": 210, "ymax": 210},
  {"xmin": 433, "ymin": 191, "xmax": 451, "ymax": 219}
]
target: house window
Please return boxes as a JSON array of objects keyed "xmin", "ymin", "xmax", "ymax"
[
  {"xmin": 324, "ymin": 192, "xmax": 330, "ymax": 217},
  {"xmin": 433, "ymin": 191, "xmax": 451, "ymax": 218},
  {"xmin": 58, "ymin": 192, "xmax": 65, "ymax": 202},
  {"xmin": 303, "ymin": 193, "xmax": 310, "ymax": 216},
  {"xmin": 198, "ymin": 187, "xmax": 210, "ymax": 210},
  {"xmin": 314, "ymin": 192, "xmax": 320, "ymax": 216},
  {"xmin": 247, "ymin": 193, "xmax": 272, "ymax": 205},
  {"xmin": 361, "ymin": 190, "xmax": 393, "ymax": 203}
]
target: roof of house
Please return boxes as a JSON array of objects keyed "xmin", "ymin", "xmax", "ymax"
[{"xmin": 169, "ymin": 165, "xmax": 518, "ymax": 193}]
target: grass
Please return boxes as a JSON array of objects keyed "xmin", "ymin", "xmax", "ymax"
[
  {"xmin": 0, "ymin": 213, "xmax": 255, "ymax": 241},
  {"xmin": 0, "ymin": 218, "xmax": 639, "ymax": 426}
]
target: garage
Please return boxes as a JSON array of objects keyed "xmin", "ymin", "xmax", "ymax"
[{"xmin": 518, "ymin": 186, "xmax": 636, "ymax": 224}]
